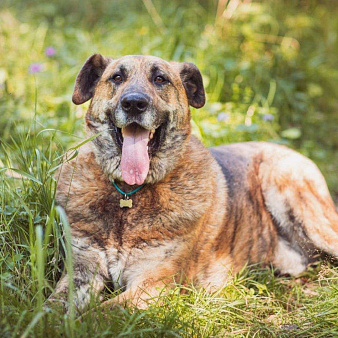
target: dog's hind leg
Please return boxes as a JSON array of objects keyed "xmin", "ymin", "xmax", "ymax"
[{"xmin": 259, "ymin": 147, "xmax": 338, "ymax": 274}]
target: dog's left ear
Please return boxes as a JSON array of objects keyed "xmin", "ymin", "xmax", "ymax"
[
  {"xmin": 72, "ymin": 54, "xmax": 112, "ymax": 105},
  {"xmin": 174, "ymin": 62, "xmax": 205, "ymax": 108}
]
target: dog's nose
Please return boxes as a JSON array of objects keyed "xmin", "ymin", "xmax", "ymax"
[{"xmin": 120, "ymin": 93, "xmax": 150, "ymax": 114}]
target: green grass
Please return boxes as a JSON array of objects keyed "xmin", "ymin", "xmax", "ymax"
[{"xmin": 1, "ymin": 0, "xmax": 338, "ymax": 336}]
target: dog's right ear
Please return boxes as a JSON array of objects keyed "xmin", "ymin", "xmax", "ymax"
[
  {"xmin": 171, "ymin": 61, "xmax": 205, "ymax": 108},
  {"xmin": 72, "ymin": 54, "xmax": 111, "ymax": 105}
]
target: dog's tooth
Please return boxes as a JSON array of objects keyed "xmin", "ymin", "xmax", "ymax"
[{"xmin": 149, "ymin": 129, "xmax": 155, "ymax": 140}]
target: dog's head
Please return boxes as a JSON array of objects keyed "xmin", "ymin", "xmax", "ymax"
[{"xmin": 72, "ymin": 54, "xmax": 205, "ymax": 185}]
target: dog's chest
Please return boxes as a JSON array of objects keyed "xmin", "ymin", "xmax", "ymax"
[
  {"xmin": 89, "ymin": 187, "xmax": 199, "ymax": 289},
  {"xmin": 64, "ymin": 163, "xmax": 214, "ymax": 287},
  {"xmin": 88, "ymin": 180, "xmax": 206, "ymax": 245}
]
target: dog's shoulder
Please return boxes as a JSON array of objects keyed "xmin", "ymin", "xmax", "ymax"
[{"xmin": 170, "ymin": 135, "xmax": 224, "ymax": 192}]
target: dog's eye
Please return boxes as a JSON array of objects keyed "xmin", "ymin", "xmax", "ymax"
[
  {"xmin": 111, "ymin": 74, "xmax": 123, "ymax": 83},
  {"xmin": 154, "ymin": 76, "xmax": 167, "ymax": 84}
]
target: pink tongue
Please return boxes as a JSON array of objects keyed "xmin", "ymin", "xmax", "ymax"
[{"xmin": 121, "ymin": 124, "xmax": 150, "ymax": 185}]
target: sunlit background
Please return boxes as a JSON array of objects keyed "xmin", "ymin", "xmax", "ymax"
[
  {"xmin": 1, "ymin": 0, "xmax": 337, "ymax": 197},
  {"xmin": 0, "ymin": 2, "xmax": 338, "ymax": 335}
]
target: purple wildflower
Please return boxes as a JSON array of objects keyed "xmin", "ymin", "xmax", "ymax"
[
  {"xmin": 217, "ymin": 112, "xmax": 230, "ymax": 122},
  {"xmin": 262, "ymin": 114, "xmax": 274, "ymax": 121},
  {"xmin": 28, "ymin": 63, "xmax": 43, "ymax": 73},
  {"xmin": 45, "ymin": 46, "xmax": 56, "ymax": 57}
]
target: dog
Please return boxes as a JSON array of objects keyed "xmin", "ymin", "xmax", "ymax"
[{"xmin": 52, "ymin": 54, "xmax": 338, "ymax": 311}]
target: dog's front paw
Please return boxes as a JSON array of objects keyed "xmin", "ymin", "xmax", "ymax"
[{"xmin": 44, "ymin": 294, "xmax": 69, "ymax": 313}]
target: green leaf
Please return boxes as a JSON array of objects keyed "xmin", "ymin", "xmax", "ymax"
[{"xmin": 4, "ymin": 168, "xmax": 42, "ymax": 185}]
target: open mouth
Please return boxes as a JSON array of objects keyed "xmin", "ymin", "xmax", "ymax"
[
  {"xmin": 113, "ymin": 122, "xmax": 164, "ymax": 156},
  {"xmin": 111, "ymin": 122, "xmax": 165, "ymax": 185}
]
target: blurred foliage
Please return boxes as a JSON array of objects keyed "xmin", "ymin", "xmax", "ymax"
[{"xmin": 0, "ymin": 0, "xmax": 337, "ymax": 196}]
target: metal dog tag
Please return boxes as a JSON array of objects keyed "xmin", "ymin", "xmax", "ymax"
[{"xmin": 120, "ymin": 196, "xmax": 132, "ymax": 208}]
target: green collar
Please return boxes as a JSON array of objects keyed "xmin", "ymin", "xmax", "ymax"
[{"xmin": 112, "ymin": 181, "xmax": 145, "ymax": 196}]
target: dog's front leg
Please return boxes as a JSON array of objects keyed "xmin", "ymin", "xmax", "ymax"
[
  {"xmin": 101, "ymin": 286, "xmax": 163, "ymax": 310},
  {"xmin": 47, "ymin": 236, "xmax": 109, "ymax": 313},
  {"xmin": 100, "ymin": 277, "xmax": 173, "ymax": 310}
]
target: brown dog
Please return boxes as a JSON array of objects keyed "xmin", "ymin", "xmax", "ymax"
[{"xmin": 53, "ymin": 54, "xmax": 338, "ymax": 311}]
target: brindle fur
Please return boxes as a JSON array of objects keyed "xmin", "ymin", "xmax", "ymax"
[{"xmin": 51, "ymin": 54, "xmax": 338, "ymax": 311}]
